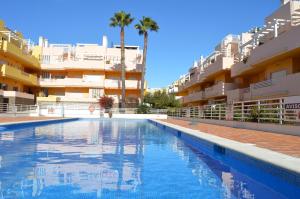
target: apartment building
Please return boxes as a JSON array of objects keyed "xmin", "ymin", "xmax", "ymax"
[
  {"xmin": 35, "ymin": 36, "xmax": 143, "ymax": 107},
  {"xmin": 0, "ymin": 20, "xmax": 40, "ymax": 105},
  {"xmin": 176, "ymin": 0, "xmax": 300, "ymax": 107},
  {"xmin": 0, "ymin": 19, "xmax": 143, "ymax": 107},
  {"xmin": 167, "ymin": 79, "xmax": 180, "ymax": 94},
  {"xmin": 228, "ymin": 0, "xmax": 300, "ymax": 103},
  {"xmin": 177, "ymin": 34, "xmax": 249, "ymax": 106}
]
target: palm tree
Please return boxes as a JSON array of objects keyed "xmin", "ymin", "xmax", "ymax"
[
  {"xmin": 110, "ymin": 11, "xmax": 134, "ymax": 108},
  {"xmin": 135, "ymin": 17, "xmax": 159, "ymax": 103}
]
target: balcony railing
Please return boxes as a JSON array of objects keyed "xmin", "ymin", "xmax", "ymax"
[
  {"xmin": 227, "ymin": 87, "xmax": 251, "ymax": 102},
  {"xmin": 1, "ymin": 64, "xmax": 38, "ymax": 85},
  {"xmin": 37, "ymin": 96, "xmax": 99, "ymax": 103},
  {"xmin": 228, "ymin": 73, "xmax": 300, "ymax": 101},
  {"xmin": 104, "ymin": 79, "xmax": 141, "ymax": 89},
  {"xmin": 41, "ymin": 60, "xmax": 105, "ymax": 70},
  {"xmin": 205, "ymin": 82, "xmax": 237, "ymax": 99},
  {"xmin": 0, "ymin": 39, "xmax": 40, "ymax": 69},
  {"xmin": 104, "ymin": 63, "xmax": 143, "ymax": 72},
  {"xmin": 249, "ymin": 73, "xmax": 300, "ymax": 99},
  {"xmin": 182, "ymin": 91, "xmax": 205, "ymax": 104},
  {"xmin": 231, "ymin": 18, "xmax": 300, "ymax": 77},
  {"xmin": 2, "ymin": 91, "xmax": 35, "ymax": 100},
  {"xmin": 39, "ymin": 78, "xmax": 104, "ymax": 87},
  {"xmin": 200, "ymin": 56, "xmax": 235, "ymax": 81}
]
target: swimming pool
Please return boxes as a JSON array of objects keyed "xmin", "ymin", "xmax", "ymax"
[{"xmin": 0, "ymin": 119, "xmax": 299, "ymax": 199}]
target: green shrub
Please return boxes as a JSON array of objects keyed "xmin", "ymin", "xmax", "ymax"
[
  {"xmin": 249, "ymin": 106, "xmax": 260, "ymax": 122},
  {"xmin": 136, "ymin": 104, "xmax": 150, "ymax": 114}
]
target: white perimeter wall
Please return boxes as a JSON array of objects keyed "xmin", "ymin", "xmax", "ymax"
[{"xmin": 38, "ymin": 108, "xmax": 167, "ymax": 119}]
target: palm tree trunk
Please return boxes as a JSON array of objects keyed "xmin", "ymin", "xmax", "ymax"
[
  {"xmin": 121, "ymin": 27, "xmax": 126, "ymax": 108},
  {"xmin": 140, "ymin": 32, "xmax": 148, "ymax": 103}
]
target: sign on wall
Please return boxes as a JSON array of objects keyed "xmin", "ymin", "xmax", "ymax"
[{"xmin": 284, "ymin": 96, "xmax": 300, "ymax": 122}]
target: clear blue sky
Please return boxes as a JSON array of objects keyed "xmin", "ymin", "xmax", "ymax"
[{"xmin": 1, "ymin": 0, "xmax": 279, "ymax": 88}]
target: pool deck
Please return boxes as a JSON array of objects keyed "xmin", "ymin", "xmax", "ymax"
[{"xmin": 160, "ymin": 118, "xmax": 300, "ymax": 158}]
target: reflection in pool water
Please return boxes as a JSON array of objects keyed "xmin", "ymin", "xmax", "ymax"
[{"xmin": 0, "ymin": 119, "xmax": 299, "ymax": 198}]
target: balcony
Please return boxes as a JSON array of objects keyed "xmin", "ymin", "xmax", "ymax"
[
  {"xmin": 104, "ymin": 63, "xmax": 143, "ymax": 72},
  {"xmin": 104, "ymin": 79, "xmax": 141, "ymax": 89},
  {"xmin": 227, "ymin": 88, "xmax": 251, "ymax": 103},
  {"xmin": 1, "ymin": 64, "xmax": 38, "ymax": 85},
  {"xmin": 41, "ymin": 60, "xmax": 105, "ymax": 70},
  {"xmin": 228, "ymin": 73, "xmax": 300, "ymax": 101},
  {"xmin": 178, "ymin": 76, "xmax": 200, "ymax": 92},
  {"xmin": 200, "ymin": 56, "xmax": 234, "ymax": 81},
  {"xmin": 3, "ymin": 91, "xmax": 34, "ymax": 100},
  {"xmin": 204, "ymin": 82, "xmax": 237, "ymax": 99},
  {"xmin": 37, "ymin": 96, "xmax": 98, "ymax": 103},
  {"xmin": 178, "ymin": 68, "xmax": 201, "ymax": 92},
  {"xmin": 231, "ymin": 24, "xmax": 300, "ymax": 77},
  {"xmin": 0, "ymin": 40, "xmax": 40, "ymax": 69},
  {"xmin": 250, "ymin": 73, "xmax": 300, "ymax": 99},
  {"xmin": 39, "ymin": 78, "xmax": 104, "ymax": 88},
  {"xmin": 182, "ymin": 91, "xmax": 205, "ymax": 104}
]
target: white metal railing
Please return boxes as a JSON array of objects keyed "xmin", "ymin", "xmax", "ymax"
[
  {"xmin": 233, "ymin": 98, "xmax": 284, "ymax": 124},
  {"xmin": 169, "ymin": 97, "xmax": 300, "ymax": 125},
  {"xmin": 238, "ymin": 18, "xmax": 291, "ymax": 61},
  {"xmin": 0, "ymin": 30, "xmax": 32, "ymax": 55},
  {"xmin": 0, "ymin": 103, "xmax": 38, "ymax": 114},
  {"xmin": 38, "ymin": 103, "xmax": 167, "ymax": 115},
  {"xmin": 168, "ymin": 104, "xmax": 227, "ymax": 120}
]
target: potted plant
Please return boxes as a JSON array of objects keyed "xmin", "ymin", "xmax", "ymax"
[
  {"xmin": 249, "ymin": 106, "xmax": 260, "ymax": 122},
  {"xmin": 99, "ymin": 96, "xmax": 114, "ymax": 118}
]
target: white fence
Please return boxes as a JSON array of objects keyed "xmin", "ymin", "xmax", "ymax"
[
  {"xmin": 0, "ymin": 103, "xmax": 38, "ymax": 115},
  {"xmin": 232, "ymin": 98, "xmax": 284, "ymax": 124},
  {"xmin": 0, "ymin": 102, "xmax": 168, "ymax": 119},
  {"xmin": 168, "ymin": 97, "xmax": 300, "ymax": 125},
  {"xmin": 168, "ymin": 104, "xmax": 227, "ymax": 120}
]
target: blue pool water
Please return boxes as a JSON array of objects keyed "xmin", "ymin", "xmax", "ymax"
[{"xmin": 0, "ymin": 119, "xmax": 299, "ymax": 199}]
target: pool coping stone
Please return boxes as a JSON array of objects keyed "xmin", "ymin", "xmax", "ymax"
[
  {"xmin": 0, "ymin": 118, "xmax": 79, "ymax": 126},
  {"xmin": 150, "ymin": 119, "xmax": 300, "ymax": 175}
]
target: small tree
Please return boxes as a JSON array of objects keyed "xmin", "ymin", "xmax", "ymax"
[
  {"xmin": 99, "ymin": 96, "xmax": 114, "ymax": 110},
  {"xmin": 144, "ymin": 90, "xmax": 181, "ymax": 109}
]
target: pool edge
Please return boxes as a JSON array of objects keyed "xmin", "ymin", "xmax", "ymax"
[
  {"xmin": 0, "ymin": 118, "xmax": 79, "ymax": 127},
  {"xmin": 149, "ymin": 119, "xmax": 300, "ymax": 176}
]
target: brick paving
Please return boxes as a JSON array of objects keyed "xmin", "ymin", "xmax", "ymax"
[
  {"xmin": 162, "ymin": 118, "xmax": 300, "ymax": 158},
  {"xmin": 0, "ymin": 117, "xmax": 61, "ymax": 124}
]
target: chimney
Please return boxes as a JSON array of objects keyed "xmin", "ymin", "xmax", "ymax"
[
  {"xmin": 44, "ymin": 39, "xmax": 49, "ymax": 47},
  {"xmin": 193, "ymin": 61, "xmax": 198, "ymax": 67},
  {"xmin": 38, "ymin": 36, "xmax": 44, "ymax": 47},
  {"xmin": 102, "ymin": 35, "xmax": 108, "ymax": 48},
  {"xmin": 281, "ymin": 0, "xmax": 290, "ymax": 5}
]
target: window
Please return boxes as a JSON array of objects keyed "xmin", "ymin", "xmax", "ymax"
[
  {"xmin": 271, "ymin": 70, "xmax": 287, "ymax": 80},
  {"xmin": 53, "ymin": 75, "xmax": 65, "ymax": 79},
  {"xmin": 90, "ymin": 88, "xmax": 103, "ymax": 98},
  {"xmin": 41, "ymin": 72, "xmax": 50, "ymax": 79},
  {"xmin": 0, "ymin": 83, "xmax": 7, "ymax": 91},
  {"xmin": 41, "ymin": 88, "xmax": 48, "ymax": 97}
]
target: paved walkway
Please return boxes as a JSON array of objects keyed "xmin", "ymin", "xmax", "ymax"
[
  {"xmin": 0, "ymin": 117, "xmax": 61, "ymax": 124},
  {"xmin": 162, "ymin": 118, "xmax": 300, "ymax": 158}
]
